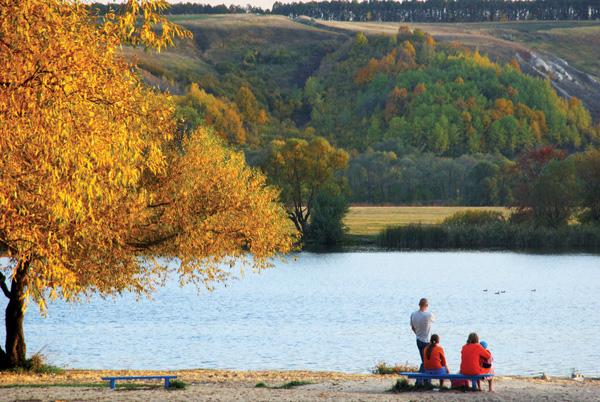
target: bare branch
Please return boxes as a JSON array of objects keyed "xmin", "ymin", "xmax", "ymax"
[{"xmin": 0, "ymin": 272, "xmax": 10, "ymax": 299}]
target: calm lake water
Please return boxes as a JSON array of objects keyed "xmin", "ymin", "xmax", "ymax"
[{"xmin": 3, "ymin": 252, "xmax": 600, "ymax": 376}]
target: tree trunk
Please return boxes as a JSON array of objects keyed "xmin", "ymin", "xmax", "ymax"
[{"xmin": 0, "ymin": 260, "xmax": 28, "ymax": 369}]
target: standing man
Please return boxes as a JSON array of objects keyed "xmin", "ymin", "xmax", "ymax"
[{"xmin": 410, "ymin": 298, "xmax": 435, "ymax": 373}]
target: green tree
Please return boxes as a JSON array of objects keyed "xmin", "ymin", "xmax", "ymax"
[
  {"xmin": 573, "ymin": 149, "xmax": 600, "ymax": 223},
  {"xmin": 464, "ymin": 161, "xmax": 500, "ymax": 205},
  {"xmin": 354, "ymin": 32, "xmax": 368, "ymax": 47},
  {"xmin": 305, "ymin": 184, "xmax": 349, "ymax": 246},
  {"xmin": 263, "ymin": 137, "xmax": 349, "ymax": 239},
  {"xmin": 529, "ymin": 159, "xmax": 579, "ymax": 228},
  {"xmin": 512, "ymin": 147, "xmax": 575, "ymax": 228}
]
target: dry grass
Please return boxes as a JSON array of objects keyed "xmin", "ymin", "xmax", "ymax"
[
  {"xmin": 0, "ymin": 368, "xmax": 373, "ymax": 387},
  {"xmin": 344, "ymin": 206, "xmax": 509, "ymax": 236},
  {"xmin": 371, "ymin": 361, "xmax": 418, "ymax": 375}
]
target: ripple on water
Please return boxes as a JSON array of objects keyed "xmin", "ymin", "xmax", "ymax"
[{"xmin": 2, "ymin": 251, "xmax": 600, "ymax": 376}]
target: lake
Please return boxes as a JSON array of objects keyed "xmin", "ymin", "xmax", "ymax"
[{"xmin": 4, "ymin": 252, "xmax": 600, "ymax": 376}]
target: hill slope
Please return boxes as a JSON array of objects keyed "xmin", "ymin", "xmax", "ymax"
[
  {"xmin": 309, "ymin": 19, "xmax": 600, "ymax": 121},
  {"xmin": 125, "ymin": 15, "xmax": 348, "ymax": 124},
  {"xmin": 123, "ymin": 15, "xmax": 600, "ymax": 205}
]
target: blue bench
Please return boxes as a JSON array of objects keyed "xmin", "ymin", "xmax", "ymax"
[
  {"xmin": 400, "ymin": 372, "xmax": 493, "ymax": 390},
  {"xmin": 101, "ymin": 375, "xmax": 177, "ymax": 390}
]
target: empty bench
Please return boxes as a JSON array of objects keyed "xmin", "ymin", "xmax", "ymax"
[
  {"xmin": 400, "ymin": 372, "xmax": 493, "ymax": 390},
  {"xmin": 101, "ymin": 375, "xmax": 177, "ymax": 390}
]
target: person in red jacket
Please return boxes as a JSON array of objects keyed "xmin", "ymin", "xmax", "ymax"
[
  {"xmin": 460, "ymin": 332, "xmax": 492, "ymax": 391},
  {"xmin": 423, "ymin": 334, "xmax": 449, "ymax": 387},
  {"xmin": 479, "ymin": 340, "xmax": 494, "ymax": 392}
]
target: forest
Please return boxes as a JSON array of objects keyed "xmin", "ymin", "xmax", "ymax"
[
  {"xmin": 272, "ymin": 0, "xmax": 600, "ymax": 22},
  {"xmin": 91, "ymin": 1, "xmax": 600, "ymax": 22},
  {"xmin": 74, "ymin": 6, "xmax": 600, "ymax": 249},
  {"xmin": 151, "ymin": 23, "xmax": 598, "ymax": 207}
]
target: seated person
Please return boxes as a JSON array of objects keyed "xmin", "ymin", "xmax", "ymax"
[
  {"xmin": 423, "ymin": 334, "xmax": 449, "ymax": 387},
  {"xmin": 460, "ymin": 332, "xmax": 492, "ymax": 391},
  {"xmin": 479, "ymin": 340, "xmax": 494, "ymax": 392}
]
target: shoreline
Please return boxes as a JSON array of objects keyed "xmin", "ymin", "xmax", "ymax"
[{"xmin": 1, "ymin": 369, "xmax": 599, "ymax": 401}]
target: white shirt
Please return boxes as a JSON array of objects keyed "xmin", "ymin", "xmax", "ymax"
[{"xmin": 410, "ymin": 310, "xmax": 435, "ymax": 343}]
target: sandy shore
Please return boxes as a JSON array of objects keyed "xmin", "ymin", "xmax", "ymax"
[{"xmin": 1, "ymin": 369, "xmax": 599, "ymax": 401}]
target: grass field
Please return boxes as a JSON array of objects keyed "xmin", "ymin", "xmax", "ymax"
[{"xmin": 344, "ymin": 206, "xmax": 509, "ymax": 236}]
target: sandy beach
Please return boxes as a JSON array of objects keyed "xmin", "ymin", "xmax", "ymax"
[{"xmin": 1, "ymin": 369, "xmax": 599, "ymax": 401}]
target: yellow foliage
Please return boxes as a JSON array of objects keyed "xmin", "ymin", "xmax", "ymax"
[
  {"xmin": 235, "ymin": 86, "xmax": 260, "ymax": 124},
  {"xmin": 492, "ymin": 98, "xmax": 514, "ymax": 120},
  {"xmin": 402, "ymin": 41, "xmax": 416, "ymax": 59},
  {"xmin": 354, "ymin": 45, "xmax": 416, "ymax": 85},
  {"xmin": 0, "ymin": 0, "xmax": 292, "ymax": 311},
  {"xmin": 450, "ymin": 50, "xmax": 498, "ymax": 71},
  {"xmin": 384, "ymin": 87, "xmax": 408, "ymax": 121},
  {"xmin": 178, "ymin": 83, "xmax": 247, "ymax": 144},
  {"xmin": 101, "ymin": 0, "xmax": 192, "ymax": 51},
  {"xmin": 257, "ymin": 109, "xmax": 269, "ymax": 125},
  {"xmin": 413, "ymin": 83, "xmax": 427, "ymax": 96},
  {"xmin": 425, "ymin": 34, "xmax": 436, "ymax": 48}
]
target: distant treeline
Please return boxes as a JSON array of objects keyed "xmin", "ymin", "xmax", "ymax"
[
  {"xmin": 89, "ymin": 2, "xmax": 264, "ymax": 15},
  {"xmin": 89, "ymin": 1, "xmax": 600, "ymax": 21},
  {"xmin": 272, "ymin": 0, "xmax": 600, "ymax": 22}
]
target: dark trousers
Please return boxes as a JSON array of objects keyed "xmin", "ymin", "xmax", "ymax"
[
  {"xmin": 416, "ymin": 339, "xmax": 430, "ymax": 384},
  {"xmin": 417, "ymin": 339, "xmax": 428, "ymax": 365}
]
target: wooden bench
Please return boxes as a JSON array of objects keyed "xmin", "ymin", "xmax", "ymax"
[
  {"xmin": 400, "ymin": 372, "xmax": 493, "ymax": 390},
  {"xmin": 101, "ymin": 375, "xmax": 177, "ymax": 390}
]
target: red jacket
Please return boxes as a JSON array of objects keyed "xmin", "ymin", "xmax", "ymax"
[
  {"xmin": 460, "ymin": 343, "xmax": 491, "ymax": 375},
  {"xmin": 424, "ymin": 344, "xmax": 448, "ymax": 370}
]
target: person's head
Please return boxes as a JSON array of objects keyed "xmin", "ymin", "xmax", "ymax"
[
  {"xmin": 418, "ymin": 298, "xmax": 428, "ymax": 311},
  {"xmin": 425, "ymin": 334, "xmax": 440, "ymax": 360},
  {"xmin": 467, "ymin": 332, "xmax": 479, "ymax": 344},
  {"xmin": 480, "ymin": 341, "xmax": 488, "ymax": 350}
]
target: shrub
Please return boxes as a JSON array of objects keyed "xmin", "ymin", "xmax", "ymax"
[
  {"xmin": 17, "ymin": 353, "xmax": 64, "ymax": 375},
  {"xmin": 390, "ymin": 378, "xmax": 411, "ymax": 392},
  {"xmin": 509, "ymin": 208, "xmax": 534, "ymax": 225},
  {"xmin": 168, "ymin": 380, "xmax": 187, "ymax": 390},
  {"xmin": 255, "ymin": 380, "xmax": 312, "ymax": 389},
  {"xmin": 377, "ymin": 222, "xmax": 600, "ymax": 251},
  {"xmin": 372, "ymin": 361, "xmax": 418, "ymax": 375},
  {"xmin": 389, "ymin": 378, "xmax": 435, "ymax": 392},
  {"xmin": 443, "ymin": 210, "xmax": 505, "ymax": 226},
  {"xmin": 277, "ymin": 380, "xmax": 312, "ymax": 389}
]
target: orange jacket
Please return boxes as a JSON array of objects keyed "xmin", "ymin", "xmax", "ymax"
[
  {"xmin": 423, "ymin": 344, "xmax": 448, "ymax": 370},
  {"xmin": 460, "ymin": 343, "xmax": 492, "ymax": 375}
]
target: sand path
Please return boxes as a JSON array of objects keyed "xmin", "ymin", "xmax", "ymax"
[{"xmin": 1, "ymin": 370, "xmax": 599, "ymax": 401}]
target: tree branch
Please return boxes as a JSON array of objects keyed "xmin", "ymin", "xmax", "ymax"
[
  {"xmin": 0, "ymin": 272, "xmax": 11, "ymax": 299},
  {"xmin": 127, "ymin": 231, "xmax": 180, "ymax": 250}
]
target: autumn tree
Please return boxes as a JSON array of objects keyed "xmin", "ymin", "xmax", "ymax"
[
  {"xmin": 235, "ymin": 86, "xmax": 260, "ymax": 124},
  {"xmin": 0, "ymin": 0, "xmax": 293, "ymax": 369},
  {"xmin": 262, "ymin": 137, "xmax": 349, "ymax": 239},
  {"xmin": 175, "ymin": 83, "xmax": 247, "ymax": 144}
]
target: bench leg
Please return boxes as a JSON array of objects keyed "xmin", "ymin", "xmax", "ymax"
[
  {"xmin": 164, "ymin": 378, "xmax": 171, "ymax": 389},
  {"xmin": 109, "ymin": 379, "xmax": 116, "ymax": 390},
  {"xmin": 471, "ymin": 379, "xmax": 478, "ymax": 390}
]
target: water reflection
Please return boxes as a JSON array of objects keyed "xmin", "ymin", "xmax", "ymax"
[{"xmin": 2, "ymin": 251, "xmax": 599, "ymax": 376}]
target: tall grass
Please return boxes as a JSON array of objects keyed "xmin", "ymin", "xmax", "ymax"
[
  {"xmin": 372, "ymin": 361, "xmax": 418, "ymax": 375},
  {"xmin": 377, "ymin": 223, "xmax": 600, "ymax": 251}
]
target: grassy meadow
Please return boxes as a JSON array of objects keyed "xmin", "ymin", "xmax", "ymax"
[{"xmin": 344, "ymin": 206, "xmax": 509, "ymax": 236}]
